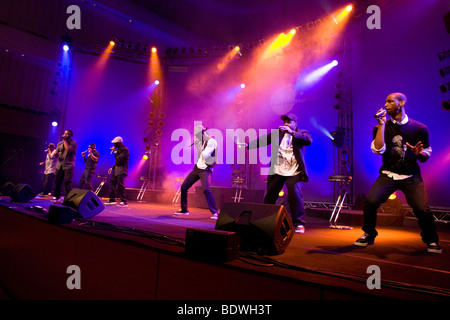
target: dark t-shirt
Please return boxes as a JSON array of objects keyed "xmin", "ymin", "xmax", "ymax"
[{"xmin": 373, "ymin": 118, "xmax": 430, "ymax": 175}]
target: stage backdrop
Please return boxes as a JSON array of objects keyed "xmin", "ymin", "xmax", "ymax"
[{"xmin": 64, "ymin": 52, "xmax": 150, "ymax": 190}]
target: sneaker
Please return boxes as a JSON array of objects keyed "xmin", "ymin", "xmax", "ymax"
[
  {"xmin": 354, "ymin": 233, "xmax": 376, "ymax": 247},
  {"xmin": 210, "ymin": 212, "xmax": 219, "ymax": 220},
  {"xmin": 174, "ymin": 210, "xmax": 189, "ymax": 216},
  {"xmin": 427, "ymin": 242, "xmax": 442, "ymax": 254},
  {"xmin": 105, "ymin": 200, "xmax": 117, "ymax": 205},
  {"xmin": 117, "ymin": 202, "xmax": 128, "ymax": 208},
  {"xmin": 295, "ymin": 225, "xmax": 305, "ymax": 234}
]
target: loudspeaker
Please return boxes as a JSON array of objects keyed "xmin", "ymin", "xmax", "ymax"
[
  {"xmin": 48, "ymin": 205, "xmax": 77, "ymax": 224},
  {"xmin": 215, "ymin": 202, "xmax": 294, "ymax": 255},
  {"xmin": 62, "ymin": 189, "xmax": 105, "ymax": 218},
  {"xmin": 10, "ymin": 183, "xmax": 35, "ymax": 202},
  {"xmin": 1, "ymin": 182, "xmax": 14, "ymax": 196},
  {"xmin": 185, "ymin": 228, "xmax": 241, "ymax": 262}
]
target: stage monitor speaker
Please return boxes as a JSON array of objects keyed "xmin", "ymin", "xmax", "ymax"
[
  {"xmin": 185, "ymin": 228, "xmax": 241, "ymax": 262},
  {"xmin": 62, "ymin": 189, "xmax": 105, "ymax": 218},
  {"xmin": 215, "ymin": 202, "xmax": 294, "ymax": 255},
  {"xmin": 48, "ymin": 205, "xmax": 77, "ymax": 224},
  {"xmin": 10, "ymin": 183, "xmax": 35, "ymax": 202},
  {"xmin": 1, "ymin": 182, "xmax": 15, "ymax": 196}
]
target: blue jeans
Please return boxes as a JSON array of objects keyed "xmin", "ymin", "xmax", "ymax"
[
  {"xmin": 363, "ymin": 173, "xmax": 439, "ymax": 244},
  {"xmin": 180, "ymin": 165, "xmax": 218, "ymax": 214}
]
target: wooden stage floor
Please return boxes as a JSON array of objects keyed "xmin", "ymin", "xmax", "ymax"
[{"xmin": 0, "ymin": 194, "xmax": 449, "ymax": 304}]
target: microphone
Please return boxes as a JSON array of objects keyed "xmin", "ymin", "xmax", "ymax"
[
  {"xmin": 190, "ymin": 127, "xmax": 209, "ymax": 146},
  {"xmin": 374, "ymin": 109, "xmax": 387, "ymax": 118}
]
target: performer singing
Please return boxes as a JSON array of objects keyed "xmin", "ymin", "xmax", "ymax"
[
  {"xmin": 248, "ymin": 113, "xmax": 313, "ymax": 233},
  {"xmin": 106, "ymin": 136, "xmax": 129, "ymax": 207},
  {"xmin": 53, "ymin": 130, "xmax": 77, "ymax": 202},
  {"xmin": 79, "ymin": 143, "xmax": 99, "ymax": 190},
  {"xmin": 175, "ymin": 125, "xmax": 219, "ymax": 219},
  {"xmin": 39, "ymin": 143, "xmax": 57, "ymax": 196},
  {"xmin": 354, "ymin": 92, "xmax": 442, "ymax": 253}
]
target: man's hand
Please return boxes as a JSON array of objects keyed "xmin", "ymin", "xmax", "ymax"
[
  {"xmin": 406, "ymin": 141, "xmax": 424, "ymax": 156},
  {"xmin": 279, "ymin": 125, "xmax": 293, "ymax": 134}
]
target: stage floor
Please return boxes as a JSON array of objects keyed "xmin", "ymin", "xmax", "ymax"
[{"xmin": 0, "ymin": 194, "xmax": 449, "ymax": 301}]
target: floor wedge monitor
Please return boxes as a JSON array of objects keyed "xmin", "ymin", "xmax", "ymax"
[
  {"xmin": 62, "ymin": 189, "xmax": 105, "ymax": 218},
  {"xmin": 215, "ymin": 202, "xmax": 294, "ymax": 255}
]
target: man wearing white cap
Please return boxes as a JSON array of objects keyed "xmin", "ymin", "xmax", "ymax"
[
  {"xmin": 175, "ymin": 125, "xmax": 219, "ymax": 219},
  {"xmin": 106, "ymin": 136, "xmax": 129, "ymax": 207}
]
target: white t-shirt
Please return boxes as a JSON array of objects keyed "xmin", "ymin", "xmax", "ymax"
[
  {"xmin": 273, "ymin": 133, "xmax": 299, "ymax": 176},
  {"xmin": 196, "ymin": 138, "xmax": 217, "ymax": 169}
]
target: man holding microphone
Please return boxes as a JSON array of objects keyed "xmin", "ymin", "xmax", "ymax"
[
  {"xmin": 354, "ymin": 92, "xmax": 441, "ymax": 253},
  {"xmin": 53, "ymin": 129, "xmax": 77, "ymax": 202},
  {"xmin": 79, "ymin": 143, "xmax": 99, "ymax": 191}
]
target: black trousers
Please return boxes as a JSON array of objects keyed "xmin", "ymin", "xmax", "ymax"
[
  {"xmin": 54, "ymin": 167, "xmax": 74, "ymax": 199},
  {"xmin": 363, "ymin": 173, "xmax": 439, "ymax": 244},
  {"xmin": 180, "ymin": 165, "xmax": 218, "ymax": 214},
  {"xmin": 264, "ymin": 173, "xmax": 305, "ymax": 227},
  {"xmin": 109, "ymin": 173, "xmax": 127, "ymax": 203},
  {"xmin": 79, "ymin": 169, "xmax": 95, "ymax": 190}
]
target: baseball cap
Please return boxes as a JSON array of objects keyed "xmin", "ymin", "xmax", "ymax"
[{"xmin": 281, "ymin": 113, "xmax": 298, "ymax": 122}]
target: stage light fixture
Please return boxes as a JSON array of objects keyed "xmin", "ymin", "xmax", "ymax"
[
  {"xmin": 143, "ymin": 154, "xmax": 149, "ymax": 160},
  {"xmin": 240, "ymin": 83, "xmax": 246, "ymax": 88},
  {"xmin": 442, "ymin": 100, "xmax": 450, "ymax": 110},
  {"xmin": 154, "ymin": 80, "xmax": 160, "ymax": 85},
  {"xmin": 440, "ymin": 82, "xmax": 450, "ymax": 93},
  {"xmin": 345, "ymin": 4, "xmax": 353, "ymax": 12},
  {"xmin": 51, "ymin": 121, "xmax": 58, "ymax": 127},
  {"xmin": 439, "ymin": 66, "xmax": 450, "ymax": 77},
  {"xmin": 437, "ymin": 50, "xmax": 450, "ymax": 61},
  {"xmin": 110, "ymin": 40, "xmax": 115, "ymax": 46},
  {"xmin": 63, "ymin": 44, "xmax": 69, "ymax": 52}
]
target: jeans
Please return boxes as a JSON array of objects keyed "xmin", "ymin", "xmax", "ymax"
[
  {"xmin": 363, "ymin": 173, "xmax": 439, "ymax": 244},
  {"xmin": 264, "ymin": 173, "xmax": 305, "ymax": 227},
  {"xmin": 180, "ymin": 165, "xmax": 218, "ymax": 214},
  {"xmin": 42, "ymin": 173, "xmax": 55, "ymax": 195}
]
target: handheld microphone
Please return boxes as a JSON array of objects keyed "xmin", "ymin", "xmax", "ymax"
[{"xmin": 374, "ymin": 109, "xmax": 387, "ymax": 118}]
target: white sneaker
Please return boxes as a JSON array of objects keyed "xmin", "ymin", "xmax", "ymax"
[
  {"xmin": 210, "ymin": 212, "xmax": 219, "ymax": 220},
  {"xmin": 174, "ymin": 210, "xmax": 189, "ymax": 216},
  {"xmin": 117, "ymin": 202, "xmax": 128, "ymax": 207}
]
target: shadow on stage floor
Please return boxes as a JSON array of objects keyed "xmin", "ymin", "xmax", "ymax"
[{"xmin": 0, "ymin": 194, "xmax": 449, "ymax": 301}]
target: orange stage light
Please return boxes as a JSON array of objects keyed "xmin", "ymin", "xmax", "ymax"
[
  {"xmin": 389, "ymin": 193, "xmax": 397, "ymax": 200},
  {"xmin": 151, "ymin": 47, "xmax": 157, "ymax": 53},
  {"xmin": 345, "ymin": 4, "xmax": 353, "ymax": 12},
  {"xmin": 110, "ymin": 40, "xmax": 115, "ymax": 46},
  {"xmin": 143, "ymin": 154, "xmax": 149, "ymax": 160}
]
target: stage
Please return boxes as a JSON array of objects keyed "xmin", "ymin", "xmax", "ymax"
[{"xmin": 0, "ymin": 192, "xmax": 449, "ymax": 302}]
